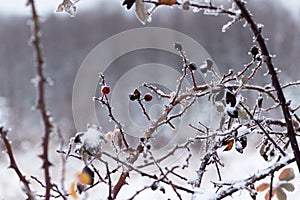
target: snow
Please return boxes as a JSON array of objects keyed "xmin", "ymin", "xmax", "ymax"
[
  {"xmin": 79, "ymin": 127, "xmax": 103, "ymax": 151},
  {"xmin": 1, "ymin": 135, "xmax": 300, "ymax": 199},
  {"xmin": 237, "ymin": 125, "xmax": 249, "ymax": 137}
]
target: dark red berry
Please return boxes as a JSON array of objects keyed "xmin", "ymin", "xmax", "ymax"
[
  {"xmin": 101, "ymin": 86, "xmax": 110, "ymax": 95},
  {"xmin": 250, "ymin": 46, "xmax": 259, "ymax": 56},
  {"xmin": 129, "ymin": 93, "xmax": 137, "ymax": 101},
  {"xmin": 188, "ymin": 62, "xmax": 197, "ymax": 70},
  {"xmin": 134, "ymin": 89, "xmax": 141, "ymax": 99},
  {"xmin": 256, "ymin": 55, "xmax": 262, "ymax": 61},
  {"xmin": 144, "ymin": 93, "xmax": 153, "ymax": 101},
  {"xmin": 151, "ymin": 183, "xmax": 158, "ymax": 190}
]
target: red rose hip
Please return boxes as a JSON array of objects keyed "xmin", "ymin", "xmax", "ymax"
[
  {"xmin": 101, "ymin": 85, "xmax": 110, "ymax": 95},
  {"xmin": 144, "ymin": 93, "xmax": 153, "ymax": 101}
]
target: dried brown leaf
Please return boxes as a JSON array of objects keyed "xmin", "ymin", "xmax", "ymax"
[
  {"xmin": 279, "ymin": 183, "xmax": 295, "ymax": 192},
  {"xmin": 279, "ymin": 168, "xmax": 295, "ymax": 181},
  {"xmin": 256, "ymin": 183, "xmax": 270, "ymax": 192},
  {"xmin": 276, "ymin": 187, "xmax": 287, "ymax": 200},
  {"xmin": 223, "ymin": 139, "xmax": 234, "ymax": 151}
]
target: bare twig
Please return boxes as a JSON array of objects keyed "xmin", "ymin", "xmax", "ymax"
[
  {"xmin": 137, "ymin": 139, "xmax": 193, "ymax": 169},
  {"xmin": 105, "ymin": 162, "xmax": 113, "ymax": 200},
  {"xmin": 137, "ymin": 99, "xmax": 151, "ymax": 121},
  {"xmin": 237, "ymin": 59, "xmax": 255, "ymax": 78},
  {"xmin": 143, "ymin": 83, "xmax": 170, "ymax": 98},
  {"xmin": 143, "ymin": 0, "xmax": 236, "ymax": 16},
  {"xmin": 95, "ymin": 73, "xmax": 129, "ymax": 149},
  {"xmin": 268, "ymin": 80, "xmax": 300, "ymax": 92},
  {"xmin": 268, "ymin": 172, "xmax": 274, "ymax": 200},
  {"xmin": 56, "ymin": 128, "xmax": 67, "ymax": 198},
  {"xmin": 0, "ymin": 127, "xmax": 35, "ymax": 200},
  {"xmin": 248, "ymin": 59, "xmax": 263, "ymax": 80},
  {"xmin": 239, "ymin": 102, "xmax": 285, "ymax": 156}
]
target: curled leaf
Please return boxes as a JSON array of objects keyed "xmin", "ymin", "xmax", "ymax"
[
  {"xmin": 235, "ymin": 136, "xmax": 247, "ymax": 153},
  {"xmin": 78, "ymin": 166, "xmax": 94, "ymax": 185},
  {"xmin": 135, "ymin": 0, "xmax": 149, "ymax": 24},
  {"xmin": 182, "ymin": 1, "xmax": 190, "ymax": 10},
  {"xmin": 225, "ymin": 91, "xmax": 236, "ymax": 107},
  {"xmin": 223, "ymin": 139, "xmax": 234, "ymax": 151},
  {"xmin": 279, "ymin": 183, "xmax": 295, "ymax": 192},
  {"xmin": 276, "ymin": 187, "xmax": 287, "ymax": 200},
  {"xmin": 279, "ymin": 168, "xmax": 295, "ymax": 181},
  {"xmin": 56, "ymin": 0, "xmax": 77, "ymax": 17}
]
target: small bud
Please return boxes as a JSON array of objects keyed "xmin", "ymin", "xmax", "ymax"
[
  {"xmin": 101, "ymin": 85, "xmax": 110, "ymax": 95},
  {"xmin": 144, "ymin": 93, "xmax": 153, "ymax": 101},
  {"xmin": 151, "ymin": 182, "xmax": 158, "ymax": 190},
  {"xmin": 174, "ymin": 42, "xmax": 182, "ymax": 51},
  {"xmin": 146, "ymin": 144, "xmax": 151, "ymax": 150},
  {"xmin": 250, "ymin": 46, "xmax": 259, "ymax": 56},
  {"xmin": 137, "ymin": 144, "xmax": 144, "ymax": 153},
  {"xmin": 182, "ymin": 1, "xmax": 190, "ymax": 10},
  {"xmin": 188, "ymin": 62, "xmax": 197, "ymax": 70}
]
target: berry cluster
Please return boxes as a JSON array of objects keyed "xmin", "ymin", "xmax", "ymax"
[{"xmin": 129, "ymin": 89, "xmax": 153, "ymax": 102}]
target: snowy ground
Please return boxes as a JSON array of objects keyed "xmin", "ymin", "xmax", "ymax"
[{"xmin": 0, "ymin": 135, "xmax": 299, "ymax": 200}]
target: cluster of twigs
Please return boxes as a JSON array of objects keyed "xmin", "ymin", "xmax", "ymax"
[{"xmin": 0, "ymin": 0, "xmax": 299, "ymax": 199}]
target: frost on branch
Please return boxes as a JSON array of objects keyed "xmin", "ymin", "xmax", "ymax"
[{"xmin": 3, "ymin": 0, "xmax": 300, "ymax": 199}]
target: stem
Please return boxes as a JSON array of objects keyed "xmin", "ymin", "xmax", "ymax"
[
  {"xmin": 234, "ymin": 0, "xmax": 300, "ymax": 172},
  {"xmin": 215, "ymin": 157, "xmax": 295, "ymax": 199},
  {"xmin": 0, "ymin": 127, "xmax": 35, "ymax": 200},
  {"xmin": 28, "ymin": 0, "xmax": 53, "ymax": 198}
]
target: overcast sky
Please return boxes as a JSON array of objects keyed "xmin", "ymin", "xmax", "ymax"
[{"xmin": 0, "ymin": 0, "xmax": 299, "ymax": 18}]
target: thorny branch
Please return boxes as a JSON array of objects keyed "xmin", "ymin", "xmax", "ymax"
[
  {"xmin": 233, "ymin": 0, "xmax": 300, "ymax": 172},
  {"xmin": 27, "ymin": 0, "xmax": 54, "ymax": 199}
]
